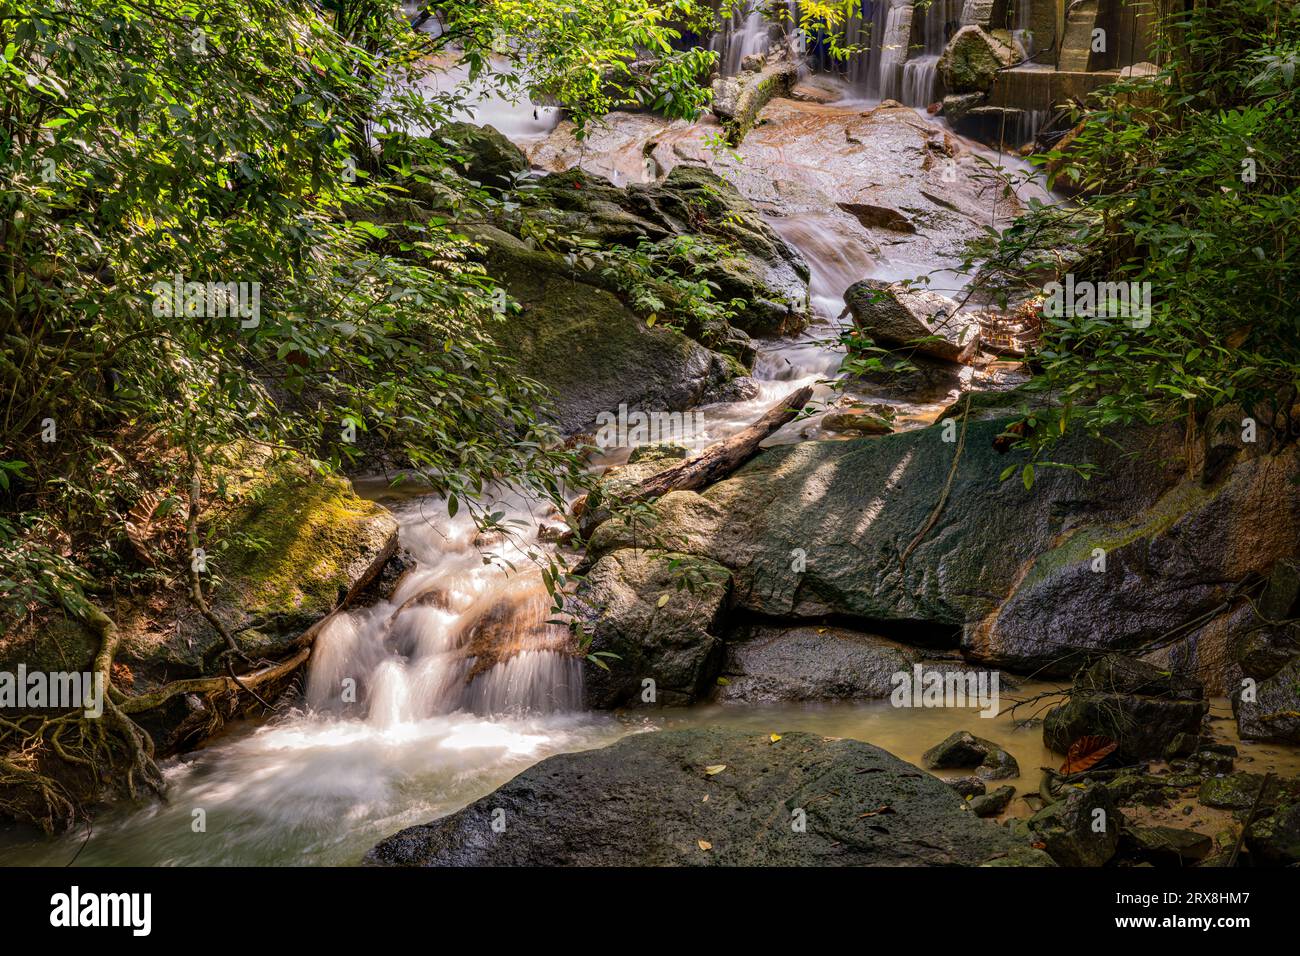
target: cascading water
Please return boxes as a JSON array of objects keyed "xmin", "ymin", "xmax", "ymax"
[
  {"xmin": 900, "ymin": 0, "xmax": 961, "ymax": 107},
  {"xmin": 307, "ymin": 499, "xmax": 583, "ymax": 725},
  {"xmin": 711, "ymin": 0, "xmax": 780, "ymax": 76},
  {"xmin": 1011, "ymin": 0, "xmax": 1035, "ymax": 60}
]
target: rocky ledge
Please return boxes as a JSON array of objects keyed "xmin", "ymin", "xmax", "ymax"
[{"xmin": 366, "ymin": 728, "xmax": 1053, "ymax": 867}]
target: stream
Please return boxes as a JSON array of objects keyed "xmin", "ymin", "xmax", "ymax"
[{"xmin": 3, "ymin": 48, "xmax": 1288, "ymax": 868}]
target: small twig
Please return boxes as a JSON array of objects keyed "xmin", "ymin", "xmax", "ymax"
[{"xmin": 1228, "ymin": 772, "xmax": 1274, "ymax": 868}]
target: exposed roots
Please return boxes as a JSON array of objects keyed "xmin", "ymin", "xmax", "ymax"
[{"xmin": 1, "ymin": 589, "xmax": 308, "ymax": 833}]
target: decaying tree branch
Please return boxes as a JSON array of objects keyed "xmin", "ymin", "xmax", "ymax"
[
  {"xmin": 632, "ymin": 385, "xmax": 814, "ymax": 499},
  {"xmin": 576, "ymin": 385, "xmax": 813, "ymax": 534}
]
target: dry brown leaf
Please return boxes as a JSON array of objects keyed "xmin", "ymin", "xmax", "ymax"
[{"xmin": 1060, "ymin": 735, "xmax": 1118, "ymax": 775}]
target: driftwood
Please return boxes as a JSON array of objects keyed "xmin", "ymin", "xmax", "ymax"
[
  {"xmin": 577, "ymin": 385, "xmax": 813, "ymax": 534},
  {"xmin": 632, "ymin": 385, "xmax": 813, "ymax": 498}
]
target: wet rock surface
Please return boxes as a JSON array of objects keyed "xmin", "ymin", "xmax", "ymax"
[
  {"xmin": 712, "ymin": 59, "xmax": 798, "ymax": 144},
  {"xmin": 715, "ymin": 624, "xmax": 930, "ymax": 703},
  {"xmin": 365, "ymin": 728, "xmax": 1051, "ymax": 866},
  {"xmin": 923, "ymin": 730, "xmax": 1020, "ymax": 780},
  {"xmin": 527, "ymin": 98, "xmax": 1028, "ymax": 282},
  {"xmin": 1043, "ymin": 656, "xmax": 1210, "ymax": 762}
]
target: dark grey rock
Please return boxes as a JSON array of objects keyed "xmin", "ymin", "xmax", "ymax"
[
  {"xmin": 969, "ymin": 785, "xmax": 1015, "ymax": 817},
  {"xmin": 1122, "ymin": 825, "xmax": 1213, "ymax": 864},
  {"xmin": 715, "ymin": 625, "xmax": 925, "ymax": 703},
  {"xmin": 1028, "ymin": 783, "xmax": 1122, "ymax": 867},
  {"xmin": 922, "ymin": 730, "xmax": 1020, "ymax": 781},
  {"xmin": 365, "ymin": 728, "xmax": 1049, "ymax": 866}
]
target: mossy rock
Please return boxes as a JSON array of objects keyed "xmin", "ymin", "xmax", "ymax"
[
  {"xmin": 119, "ymin": 460, "xmax": 398, "ymax": 673},
  {"xmin": 467, "ymin": 223, "xmax": 750, "ymax": 434}
]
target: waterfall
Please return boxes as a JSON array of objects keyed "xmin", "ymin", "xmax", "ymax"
[
  {"xmin": 306, "ymin": 491, "xmax": 583, "ymax": 725},
  {"xmin": 1012, "ymin": 0, "xmax": 1034, "ymax": 60},
  {"xmin": 899, "ymin": 0, "xmax": 961, "ymax": 106},
  {"xmin": 711, "ymin": 0, "xmax": 781, "ymax": 76},
  {"xmin": 901, "ymin": 57, "xmax": 939, "ymax": 107}
]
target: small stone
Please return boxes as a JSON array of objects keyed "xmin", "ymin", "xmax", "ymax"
[
  {"xmin": 922, "ymin": 731, "xmax": 1020, "ymax": 781},
  {"xmin": 948, "ymin": 776, "xmax": 986, "ymax": 798},
  {"xmin": 968, "ymin": 785, "xmax": 1015, "ymax": 818}
]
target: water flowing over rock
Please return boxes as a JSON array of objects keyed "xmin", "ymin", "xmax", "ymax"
[
  {"xmin": 527, "ymin": 98, "xmax": 1029, "ymax": 287},
  {"xmin": 365, "ymin": 728, "xmax": 1054, "ymax": 866}
]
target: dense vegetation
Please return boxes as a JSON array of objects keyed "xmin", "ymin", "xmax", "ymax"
[
  {"xmin": 0, "ymin": 0, "xmax": 718, "ymax": 632},
  {"xmin": 976, "ymin": 0, "xmax": 1299, "ymax": 478}
]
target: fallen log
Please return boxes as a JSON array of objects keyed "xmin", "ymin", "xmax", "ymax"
[
  {"xmin": 633, "ymin": 385, "xmax": 813, "ymax": 498},
  {"xmin": 576, "ymin": 384, "xmax": 813, "ymax": 534}
]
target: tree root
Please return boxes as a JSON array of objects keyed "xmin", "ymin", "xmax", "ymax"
[{"xmin": 1, "ymin": 587, "xmax": 309, "ymax": 833}]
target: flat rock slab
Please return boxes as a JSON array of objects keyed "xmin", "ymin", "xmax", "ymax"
[
  {"xmin": 716, "ymin": 625, "xmax": 923, "ymax": 703},
  {"xmin": 366, "ymin": 728, "xmax": 1045, "ymax": 866}
]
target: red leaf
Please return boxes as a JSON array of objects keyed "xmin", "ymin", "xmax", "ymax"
[{"xmin": 1060, "ymin": 735, "xmax": 1118, "ymax": 775}]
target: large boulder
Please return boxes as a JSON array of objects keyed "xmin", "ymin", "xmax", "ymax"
[
  {"xmin": 841, "ymin": 278, "xmax": 980, "ymax": 362},
  {"xmin": 365, "ymin": 728, "xmax": 1052, "ymax": 866},
  {"xmin": 584, "ymin": 414, "xmax": 1300, "ymax": 696},
  {"xmin": 1042, "ymin": 656, "xmax": 1209, "ymax": 762},
  {"xmin": 715, "ymin": 624, "xmax": 928, "ymax": 703},
  {"xmin": 572, "ymin": 549, "xmax": 732, "ymax": 708},
  {"xmin": 938, "ymin": 26, "xmax": 1016, "ymax": 94},
  {"xmin": 1027, "ymin": 783, "xmax": 1122, "ymax": 867},
  {"xmin": 468, "ymin": 224, "xmax": 751, "ymax": 434}
]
